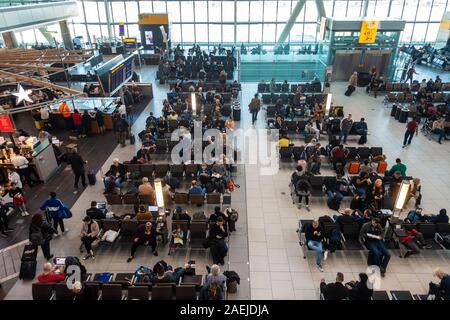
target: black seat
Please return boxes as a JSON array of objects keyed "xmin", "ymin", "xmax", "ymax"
[
  {"xmin": 370, "ymin": 147, "xmax": 383, "ymax": 158},
  {"xmin": 176, "ymin": 285, "xmax": 197, "ymax": 300},
  {"xmin": 346, "ymin": 147, "xmax": 358, "ymax": 160},
  {"xmin": 341, "ymin": 223, "xmax": 364, "ymax": 250},
  {"xmin": 372, "ymin": 290, "xmax": 390, "ymax": 300},
  {"xmin": 189, "ymin": 220, "xmax": 208, "ymax": 247},
  {"xmin": 417, "ymin": 223, "xmax": 442, "ymax": 249},
  {"xmin": 279, "ymin": 147, "xmax": 293, "ymax": 162},
  {"xmin": 32, "ymin": 283, "xmax": 54, "ymax": 300},
  {"xmin": 390, "ymin": 290, "xmax": 413, "ymax": 300},
  {"xmin": 357, "ymin": 147, "xmax": 371, "ymax": 160},
  {"xmin": 54, "ymin": 283, "xmax": 75, "ymax": 300},
  {"xmin": 127, "ymin": 286, "xmax": 149, "ymax": 300},
  {"xmin": 101, "ymin": 284, "xmax": 123, "ymax": 300},
  {"xmin": 309, "ymin": 175, "xmax": 324, "ymax": 196},
  {"xmin": 151, "ymin": 285, "xmax": 174, "ymax": 300},
  {"xmin": 266, "ymin": 105, "xmax": 276, "ymax": 118},
  {"xmin": 155, "ymin": 139, "xmax": 168, "ymax": 153},
  {"xmin": 292, "ymin": 146, "xmax": 305, "ymax": 161},
  {"xmin": 170, "ymin": 164, "xmax": 184, "ymax": 178}
]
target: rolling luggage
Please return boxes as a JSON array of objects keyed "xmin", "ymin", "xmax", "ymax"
[
  {"xmin": 87, "ymin": 170, "xmax": 96, "ymax": 186},
  {"xmin": 348, "ymin": 162, "xmax": 360, "ymax": 174},
  {"xmin": 358, "ymin": 135, "xmax": 367, "ymax": 145},
  {"xmin": 377, "ymin": 161, "xmax": 388, "ymax": 174},
  {"xmin": 345, "ymin": 85, "xmax": 355, "ymax": 96},
  {"xmin": 130, "ymin": 134, "xmax": 136, "ymax": 145},
  {"xmin": 19, "ymin": 244, "xmax": 38, "ymax": 280}
]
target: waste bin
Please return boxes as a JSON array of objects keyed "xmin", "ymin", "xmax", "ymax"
[
  {"xmin": 233, "ymin": 105, "xmax": 241, "ymax": 121},
  {"xmin": 390, "ymin": 103, "xmax": 398, "ymax": 117}
]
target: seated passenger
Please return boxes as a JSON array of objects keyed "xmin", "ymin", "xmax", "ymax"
[
  {"xmin": 359, "ymin": 218, "xmax": 390, "ymax": 277},
  {"xmin": 199, "ymin": 282, "xmax": 223, "ymax": 300},
  {"xmin": 346, "ymin": 273, "xmax": 373, "ymax": 300},
  {"xmin": 389, "ymin": 158, "xmax": 407, "ymax": 177},
  {"xmin": 80, "ymin": 216, "xmax": 100, "ymax": 260},
  {"xmin": 399, "ymin": 224, "xmax": 431, "ymax": 257},
  {"xmin": 86, "ymin": 201, "xmax": 106, "ymax": 220},
  {"xmin": 425, "ymin": 208, "xmax": 449, "ymax": 224},
  {"xmin": 320, "ymin": 272, "xmax": 349, "ymax": 300},
  {"xmin": 429, "ymin": 268, "xmax": 450, "ymax": 300},
  {"xmin": 305, "ymin": 220, "xmax": 328, "ymax": 272},
  {"xmin": 37, "ymin": 262, "xmax": 65, "ymax": 283},
  {"xmin": 189, "ymin": 180, "xmax": 205, "ymax": 195},
  {"xmin": 334, "ymin": 208, "xmax": 355, "ymax": 226},
  {"xmin": 136, "ymin": 205, "xmax": 152, "ymax": 221},
  {"xmin": 205, "ymin": 264, "xmax": 227, "ymax": 286},
  {"xmin": 126, "ymin": 222, "xmax": 158, "ymax": 263}
]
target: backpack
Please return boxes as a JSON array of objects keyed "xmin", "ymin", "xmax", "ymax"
[
  {"xmin": 328, "ymin": 229, "xmax": 343, "ymax": 252},
  {"xmin": 327, "ymin": 197, "xmax": 340, "ymax": 211},
  {"xmin": 64, "ymin": 256, "xmax": 87, "ymax": 275},
  {"xmin": 227, "ymin": 209, "xmax": 239, "ymax": 222},
  {"xmin": 318, "ymin": 215, "xmax": 333, "ymax": 228}
]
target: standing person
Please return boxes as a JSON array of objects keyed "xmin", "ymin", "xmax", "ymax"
[
  {"xmin": 10, "ymin": 148, "xmax": 35, "ymax": 187},
  {"xmin": 58, "ymin": 101, "xmax": 72, "ymax": 129},
  {"xmin": 114, "ymin": 114, "xmax": 129, "ymax": 147},
  {"xmin": 346, "ymin": 72, "xmax": 358, "ymax": 96},
  {"xmin": 8, "ymin": 182, "xmax": 28, "ymax": 216},
  {"xmin": 7, "ymin": 169, "xmax": 22, "ymax": 189},
  {"xmin": 248, "ymin": 93, "xmax": 261, "ymax": 125},
  {"xmin": 403, "ymin": 117, "xmax": 419, "ymax": 148},
  {"xmin": 405, "ymin": 65, "xmax": 418, "ymax": 85},
  {"xmin": 81, "ymin": 110, "xmax": 92, "ymax": 137},
  {"xmin": 126, "ymin": 222, "xmax": 158, "ymax": 262},
  {"xmin": 339, "ymin": 114, "xmax": 353, "ymax": 144},
  {"xmin": 72, "ymin": 109, "xmax": 84, "ymax": 138},
  {"xmin": 355, "ymin": 118, "xmax": 368, "ymax": 145},
  {"xmin": 80, "ymin": 216, "xmax": 100, "ymax": 260},
  {"xmin": 0, "ymin": 200, "xmax": 13, "ymax": 237},
  {"xmin": 40, "ymin": 192, "xmax": 68, "ymax": 235},
  {"xmin": 29, "ymin": 213, "xmax": 57, "ymax": 261},
  {"xmin": 66, "ymin": 149, "xmax": 87, "ymax": 194},
  {"xmin": 94, "ymin": 107, "xmax": 105, "ymax": 134}
]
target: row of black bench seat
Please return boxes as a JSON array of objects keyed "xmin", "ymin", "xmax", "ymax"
[
  {"xmin": 169, "ymin": 82, "xmax": 241, "ymax": 92},
  {"xmin": 257, "ymin": 82, "xmax": 322, "ymax": 94},
  {"xmin": 170, "ymin": 91, "xmax": 234, "ymax": 103},
  {"xmin": 32, "ymin": 273, "xmax": 208, "ymax": 300},
  {"xmin": 124, "ymin": 162, "xmax": 237, "ymax": 180},
  {"xmin": 386, "ymin": 91, "xmax": 447, "ymax": 103},
  {"xmin": 280, "ymin": 146, "xmax": 383, "ymax": 162},
  {"xmin": 322, "ymin": 290, "xmax": 428, "ymax": 300},
  {"xmin": 157, "ymin": 70, "xmax": 234, "ymax": 81},
  {"xmin": 105, "ymin": 192, "xmax": 230, "ymax": 206},
  {"xmin": 262, "ymin": 93, "xmax": 325, "ymax": 105},
  {"xmin": 298, "ymin": 219, "xmax": 450, "ymax": 259},
  {"xmin": 384, "ymin": 82, "xmax": 450, "ymax": 92}
]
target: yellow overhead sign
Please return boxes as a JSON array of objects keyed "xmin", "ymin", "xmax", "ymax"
[
  {"xmin": 138, "ymin": 13, "xmax": 169, "ymax": 25},
  {"xmin": 359, "ymin": 20, "xmax": 379, "ymax": 44}
]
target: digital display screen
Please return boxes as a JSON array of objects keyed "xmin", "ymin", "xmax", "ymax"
[{"xmin": 145, "ymin": 31, "xmax": 154, "ymax": 45}]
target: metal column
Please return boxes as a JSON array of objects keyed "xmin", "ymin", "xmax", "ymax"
[
  {"xmin": 59, "ymin": 20, "xmax": 74, "ymax": 50},
  {"xmin": 104, "ymin": 0, "xmax": 114, "ymax": 46},
  {"xmin": 1, "ymin": 32, "xmax": 18, "ymax": 48},
  {"xmin": 362, "ymin": 0, "xmax": 369, "ymax": 17},
  {"xmin": 315, "ymin": 0, "xmax": 326, "ymax": 17},
  {"xmin": 274, "ymin": 0, "xmax": 306, "ymax": 49}
]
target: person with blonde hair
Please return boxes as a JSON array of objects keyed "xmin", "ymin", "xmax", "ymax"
[
  {"xmin": 404, "ymin": 178, "xmax": 422, "ymax": 209},
  {"xmin": 428, "ymin": 268, "xmax": 450, "ymax": 300},
  {"xmin": 206, "ymin": 264, "xmax": 227, "ymax": 286}
]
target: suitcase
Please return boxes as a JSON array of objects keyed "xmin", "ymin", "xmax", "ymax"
[
  {"xmin": 345, "ymin": 85, "xmax": 355, "ymax": 96},
  {"xmin": 358, "ymin": 135, "xmax": 367, "ymax": 145},
  {"xmin": 348, "ymin": 162, "xmax": 360, "ymax": 174},
  {"xmin": 130, "ymin": 134, "xmax": 136, "ymax": 145},
  {"xmin": 22, "ymin": 244, "xmax": 38, "ymax": 262},
  {"xmin": 377, "ymin": 161, "xmax": 388, "ymax": 174},
  {"xmin": 87, "ymin": 170, "xmax": 96, "ymax": 186},
  {"xmin": 19, "ymin": 260, "xmax": 37, "ymax": 280}
]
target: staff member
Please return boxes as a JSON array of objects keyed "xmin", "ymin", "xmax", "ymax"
[
  {"xmin": 10, "ymin": 148, "xmax": 35, "ymax": 187},
  {"xmin": 58, "ymin": 101, "xmax": 73, "ymax": 129}
]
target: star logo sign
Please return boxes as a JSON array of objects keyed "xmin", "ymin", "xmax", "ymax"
[{"xmin": 13, "ymin": 84, "xmax": 33, "ymax": 104}]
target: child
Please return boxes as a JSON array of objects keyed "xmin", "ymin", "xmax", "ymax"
[{"xmin": 172, "ymin": 225, "xmax": 184, "ymax": 247}]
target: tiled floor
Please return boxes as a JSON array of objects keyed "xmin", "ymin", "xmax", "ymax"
[{"xmin": 4, "ymin": 66, "xmax": 450, "ymax": 300}]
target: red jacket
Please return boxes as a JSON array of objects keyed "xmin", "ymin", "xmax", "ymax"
[
  {"xmin": 400, "ymin": 229, "xmax": 418, "ymax": 243},
  {"xmin": 37, "ymin": 272, "xmax": 66, "ymax": 283},
  {"xmin": 72, "ymin": 113, "xmax": 82, "ymax": 126}
]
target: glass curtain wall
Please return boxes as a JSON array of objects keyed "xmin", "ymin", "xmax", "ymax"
[{"xmin": 65, "ymin": 0, "xmax": 449, "ymax": 46}]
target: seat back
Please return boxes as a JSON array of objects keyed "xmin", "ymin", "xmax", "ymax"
[
  {"xmin": 176, "ymin": 285, "xmax": 197, "ymax": 300},
  {"xmin": 55, "ymin": 283, "xmax": 75, "ymax": 300},
  {"xmin": 172, "ymin": 220, "xmax": 190, "ymax": 236},
  {"xmin": 154, "ymin": 164, "xmax": 169, "ymax": 178},
  {"xmin": 151, "ymin": 285, "xmax": 174, "ymax": 300},
  {"xmin": 138, "ymin": 194, "xmax": 154, "ymax": 205},
  {"xmin": 309, "ymin": 175, "xmax": 324, "ymax": 189},
  {"xmin": 436, "ymin": 223, "xmax": 450, "ymax": 235},
  {"xmin": 140, "ymin": 164, "xmax": 154, "ymax": 177},
  {"xmin": 105, "ymin": 194, "xmax": 122, "ymax": 205},
  {"xmin": 185, "ymin": 164, "xmax": 199, "ymax": 177},
  {"xmin": 102, "ymin": 219, "xmax": 121, "ymax": 232},
  {"xmin": 417, "ymin": 223, "xmax": 437, "ymax": 238},
  {"xmin": 101, "ymin": 284, "xmax": 123, "ymax": 300},
  {"xmin": 357, "ymin": 147, "xmax": 371, "ymax": 159},
  {"xmin": 122, "ymin": 194, "xmax": 138, "ymax": 205},
  {"xmin": 206, "ymin": 193, "xmax": 221, "ymax": 204},
  {"xmin": 170, "ymin": 164, "xmax": 184, "ymax": 177},
  {"xmin": 341, "ymin": 222, "xmax": 360, "ymax": 239},
  {"xmin": 120, "ymin": 220, "xmax": 138, "ymax": 236},
  {"xmin": 372, "ymin": 290, "xmax": 390, "ymax": 300},
  {"xmin": 190, "ymin": 194, "xmax": 205, "ymax": 205},
  {"xmin": 127, "ymin": 286, "xmax": 149, "ymax": 300},
  {"xmin": 390, "ymin": 290, "xmax": 413, "ymax": 300},
  {"xmin": 174, "ymin": 193, "xmax": 189, "ymax": 204},
  {"xmin": 370, "ymin": 147, "xmax": 383, "ymax": 158},
  {"xmin": 32, "ymin": 283, "xmax": 54, "ymax": 300},
  {"xmin": 279, "ymin": 147, "xmax": 293, "ymax": 159},
  {"xmin": 125, "ymin": 164, "xmax": 141, "ymax": 174},
  {"xmin": 190, "ymin": 220, "xmax": 208, "ymax": 240}
]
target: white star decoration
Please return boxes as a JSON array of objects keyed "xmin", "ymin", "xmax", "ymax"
[{"xmin": 13, "ymin": 84, "xmax": 33, "ymax": 104}]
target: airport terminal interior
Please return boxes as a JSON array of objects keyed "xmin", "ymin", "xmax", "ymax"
[{"xmin": 0, "ymin": 0, "xmax": 450, "ymax": 301}]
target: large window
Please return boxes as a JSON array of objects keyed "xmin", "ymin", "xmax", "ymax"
[{"xmin": 68, "ymin": 0, "xmax": 446, "ymax": 46}]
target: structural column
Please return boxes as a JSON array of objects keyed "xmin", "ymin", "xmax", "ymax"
[
  {"xmin": 59, "ymin": 20, "xmax": 74, "ymax": 50},
  {"xmin": 104, "ymin": 0, "xmax": 114, "ymax": 46},
  {"xmin": 2, "ymin": 31, "xmax": 18, "ymax": 48},
  {"xmin": 274, "ymin": 0, "xmax": 307, "ymax": 49}
]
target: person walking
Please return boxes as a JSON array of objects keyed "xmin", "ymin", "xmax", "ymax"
[
  {"xmin": 403, "ymin": 117, "xmax": 419, "ymax": 148},
  {"xmin": 40, "ymin": 192, "xmax": 69, "ymax": 236},
  {"xmin": 405, "ymin": 65, "xmax": 418, "ymax": 86},
  {"xmin": 66, "ymin": 149, "xmax": 87, "ymax": 194},
  {"xmin": 248, "ymin": 93, "xmax": 261, "ymax": 125},
  {"xmin": 29, "ymin": 213, "xmax": 57, "ymax": 261}
]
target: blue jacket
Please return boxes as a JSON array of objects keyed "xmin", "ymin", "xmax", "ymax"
[
  {"xmin": 439, "ymin": 275, "xmax": 450, "ymax": 300},
  {"xmin": 189, "ymin": 186, "xmax": 205, "ymax": 195},
  {"xmin": 40, "ymin": 198, "xmax": 64, "ymax": 218}
]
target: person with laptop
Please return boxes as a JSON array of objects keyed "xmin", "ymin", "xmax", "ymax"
[{"xmin": 37, "ymin": 262, "xmax": 65, "ymax": 283}]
